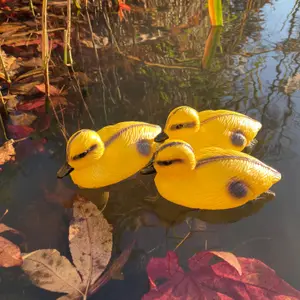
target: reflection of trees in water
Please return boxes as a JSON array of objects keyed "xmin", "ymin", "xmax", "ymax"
[
  {"xmin": 80, "ymin": 0, "xmax": 273, "ymax": 121},
  {"xmin": 253, "ymin": 0, "xmax": 300, "ymax": 160}
]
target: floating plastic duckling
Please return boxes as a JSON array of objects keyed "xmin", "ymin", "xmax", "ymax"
[
  {"xmin": 57, "ymin": 122, "xmax": 161, "ymax": 188},
  {"xmin": 155, "ymin": 106, "xmax": 262, "ymax": 153},
  {"xmin": 141, "ymin": 140, "xmax": 281, "ymax": 210}
]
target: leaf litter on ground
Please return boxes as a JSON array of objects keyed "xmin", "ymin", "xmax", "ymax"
[
  {"xmin": 22, "ymin": 194, "xmax": 134, "ymax": 299},
  {"xmin": 0, "ymin": 139, "xmax": 15, "ymax": 165},
  {"xmin": 143, "ymin": 250, "xmax": 300, "ymax": 300},
  {"xmin": 0, "ymin": 210, "xmax": 23, "ymax": 267}
]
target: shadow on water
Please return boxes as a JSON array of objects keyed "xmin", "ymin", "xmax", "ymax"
[{"xmin": 1, "ymin": 0, "xmax": 300, "ymax": 298}]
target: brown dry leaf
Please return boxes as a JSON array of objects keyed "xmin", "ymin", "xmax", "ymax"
[
  {"xmin": 0, "ymin": 49, "xmax": 18, "ymax": 78},
  {"xmin": 51, "ymin": 96, "xmax": 68, "ymax": 107},
  {"xmin": 0, "ymin": 140, "xmax": 15, "ymax": 165},
  {"xmin": 4, "ymin": 95, "xmax": 19, "ymax": 110},
  {"xmin": 0, "ymin": 223, "xmax": 20, "ymax": 235},
  {"xmin": 0, "ymin": 23, "xmax": 27, "ymax": 34},
  {"xmin": 0, "ymin": 236, "xmax": 23, "ymax": 267},
  {"xmin": 284, "ymin": 73, "xmax": 300, "ymax": 94},
  {"xmin": 10, "ymin": 81, "xmax": 42, "ymax": 95},
  {"xmin": 21, "ymin": 195, "xmax": 128, "ymax": 299},
  {"xmin": 10, "ymin": 112, "xmax": 37, "ymax": 126},
  {"xmin": 22, "ymin": 249, "xmax": 83, "ymax": 294},
  {"xmin": 35, "ymin": 83, "xmax": 63, "ymax": 96},
  {"xmin": 69, "ymin": 195, "xmax": 113, "ymax": 286},
  {"xmin": 19, "ymin": 57, "xmax": 43, "ymax": 68}
]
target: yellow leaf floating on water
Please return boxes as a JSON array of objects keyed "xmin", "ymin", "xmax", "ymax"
[{"xmin": 284, "ymin": 73, "xmax": 300, "ymax": 94}]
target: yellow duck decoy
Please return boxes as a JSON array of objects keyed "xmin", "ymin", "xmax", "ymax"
[
  {"xmin": 57, "ymin": 121, "xmax": 161, "ymax": 188},
  {"xmin": 154, "ymin": 106, "xmax": 262, "ymax": 153},
  {"xmin": 141, "ymin": 140, "xmax": 281, "ymax": 210}
]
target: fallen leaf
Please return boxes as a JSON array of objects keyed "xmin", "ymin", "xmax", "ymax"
[
  {"xmin": 0, "ymin": 236, "xmax": 22, "ymax": 267},
  {"xmin": 0, "ymin": 223, "xmax": 20, "ymax": 235},
  {"xmin": 17, "ymin": 97, "xmax": 45, "ymax": 111},
  {"xmin": 22, "ymin": 194, "xmax": 127, "ymax": 299},
  {"xmin": 22, "ymin": 249, "xmax": 83, "ymax": 294},
  {"xmin": 143, "ymin": 251, "xmax": 300, "ymax": 300},
  {"xmin": 0, "ymin": 22, "xmax": 27, "ymax": 34},
  {"xmin": 0, "ymin": 139, "xmax": 15, "ymax": 165},
  {"xmin": 10, "ymin": 81, "xmax": 42, "ymax": 95},
  {"xmin": 10, "ymin": 112, "xmax": 37, "ymax": 126},
  {"xmin": 69, "ymin": 195, "xmax": 112, "ymax": 286},
  {"xmin": 34, "ymin": 83, "xmax": 61, "ymax": 96},
  {"xmin": 51, "ymin": 96, "xmax": 68, "ymax": 107},
  {"xmin": 19, "ymin": 57, "xmax": 43, "ymax": 68},
  {"xmin": 118, "ymin": 0, "xmax": 131, "ymax": 21},
  {"xmin": 284, "ymin": 73, "xmax": 300, "ymax": 94},
  {"xmin": 7, "ymin": 124, "xmax": 34, "ymax": 139},
  {"xmin": 0, "ymin": 219, "xmax": 23, "ymax": 268},
  {"xmin": 4, "ymin": 94, "xmax": 19, "ymax": 110}
]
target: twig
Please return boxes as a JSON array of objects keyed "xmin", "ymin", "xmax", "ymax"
[
  {"xmin": 0, "ymin": 209, "xmax": 8, "ymax": 221},
  {"xmin": 29, "ymin": 0, "xmax": 36, "ymax": 17},
  {"xmin": 41, "ymin": 0, "xmax": 50, "ymax": 105},
  {"xmin": 0, "ymin": 113, "xmax": 8, "ymax": 141},
  {"xmin": 64, "ymin": 0, "xmax": 73, "ymax": 66}
]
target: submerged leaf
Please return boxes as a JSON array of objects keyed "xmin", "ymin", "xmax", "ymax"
[
  {"xmin": 22, "ymin": 249, "xmax": 82, "ymax": 294},
  {"xmin": 144, "ymin": 251, "xmax": 300, "ymax": 300},
  {"xmin": 90, "ymin": 241, "xmax": 135, "ymax": 294},
  {"xmin": 69, "ymin": 195, "xmax": 113, "ymax": 286},
  {"xmin": 0, "ymin": 236, "xmax": 22, "ymax": 267},
  {"xmin": 0, "ymin": 139, "xmax": 15, "ymax": 165},
  {"xmin": 284, "ymin": 73, "xmax": 300, "ymax": 94}
]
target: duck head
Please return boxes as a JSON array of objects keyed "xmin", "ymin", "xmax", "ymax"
[
  {"xmin": 155, "ymin": 106, "xmax": 200, "ymax": 143},
  {"xmin": 141, "ymin": 140, "xmax": 196, "ymax": 175},
  {"xmin": 57, "ymin": 129, "xmax": 105, "ymax": 178}
]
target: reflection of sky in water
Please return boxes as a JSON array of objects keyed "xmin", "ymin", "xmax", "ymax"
[{"xmin": 262, "ymin": 0, "xmax": 297, "ymax": 43}]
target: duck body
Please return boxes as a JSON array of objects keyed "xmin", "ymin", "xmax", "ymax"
[
  {"xmin": 58, "ymin": 121, "xmax": 161, "ymax": 189},
  {"xmin": 155, "ymin": 106, "xmax": 262, "ymax": 154},
  {"xmin": 144, "ymin": 140, "xmax": 281, "ymax": 210}
]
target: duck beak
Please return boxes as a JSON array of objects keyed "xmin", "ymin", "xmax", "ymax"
[
  {"xmin": 140, "ymin": 164, "xmax": 156, "ymax": 175},
  {"xmin": 154, "ymin": 131, "xmax": 169, "ymax": 143},
  {"xmin": 57, "ymin": 162, "xmax": 74, "ymax": 178},
  {"xmin": 140, "ymin": 159, "xmax": 157, "ymax": 175}
]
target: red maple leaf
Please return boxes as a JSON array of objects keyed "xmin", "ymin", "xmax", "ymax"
[
  {"xmin": 143, "ymin": 251, "xmax": 300, "ymax": 300},
  {"xmin": 118, "ymin": 0, "xmax": 131, "ymax": 21},
  {"xmin": 7, "ymin": 125, "xmax": 35, "ymax": 139}
]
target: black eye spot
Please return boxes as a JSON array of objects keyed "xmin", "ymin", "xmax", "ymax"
[
  {"xmin": 157, "ymin": 160, "xmax": 174, "ymax": 166},
  {"xmin": 176, "ymin": 124, "xmax": 183, "ymax": 129},
  {"xmin": 228, "ymin": 180, "xmax": 248, "ymax": 199},
  {"xmin": 72, "ymin": 144, "xmax": 98, "ymax": 161},
  {"xmin": 156, "ymin": 159, "xmax": 184, "ymax": 166},
  {"xmin": 231, "ymin": 131, "xmax": 246, "ymax": 147}
]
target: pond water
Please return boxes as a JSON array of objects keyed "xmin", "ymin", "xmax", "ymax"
[{"xmin": 1, "ymin": 0, "xmax": 300, "ymax": 299}]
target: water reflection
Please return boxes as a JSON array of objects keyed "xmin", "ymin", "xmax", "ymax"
[{"xmin": 1, "ymin": 0, "xmax": 300, "ymax": 298}]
